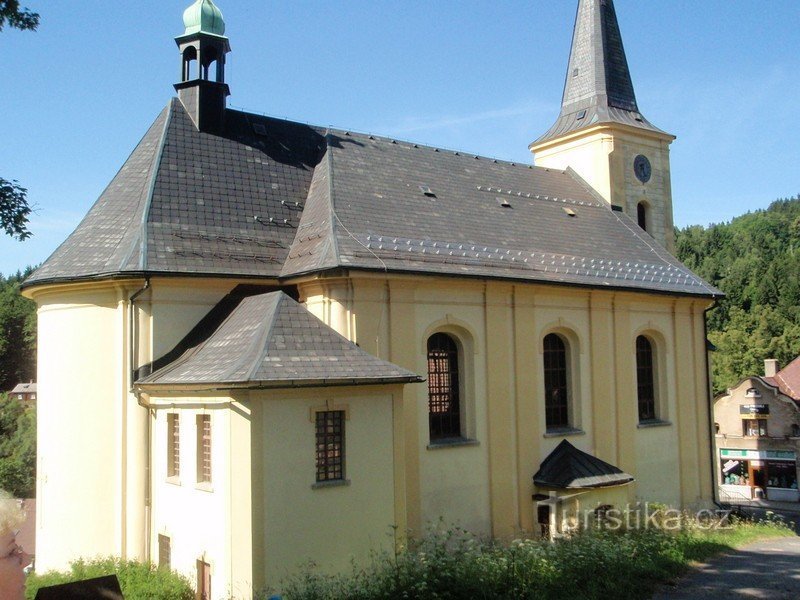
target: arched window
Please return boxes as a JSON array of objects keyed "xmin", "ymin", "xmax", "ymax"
[
  {"xmin": 427, "ymin": 333, "xmax": 461, "ymax": 440},
  {"xmin": 543, "ymin": 333, "xmax": 569, "ymax": 430},
  {"xmin": 636, "ymin": 335, "xmax": 656, "ymax": 421},
  {"xmin": 182, "ymin": 47, "xmax": 198, "ymax": 82},
  {"xmin": 637, "ymin": 202, "xmax": 648, "ymax": 232}
]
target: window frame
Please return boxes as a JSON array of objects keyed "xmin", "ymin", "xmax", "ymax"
[
  {"xmin": 543, "ymin": 332, "xmax": 571, "ymax": 431},
  {"xmin": 167, "ymin": 413, "xmax": 180, "ymax": 480},
  {"xmin": 158, "ymin": 534, "xmax": 171, "ymax": 570},
  {"xmin": 635, "ymin": 335, "xmax": 657, "ymax": 422},
  {"xmin": 637, "ymin": 201, "xmax": 648, "ymax": 232},
  {"xmin": 315, "ymin": 410, "xmax": 346, "ymax": 484},
  {"xmin": 196, "ymin": 414, "xmax": 212, "ymax": 485},
  {"xmin": 427, "ymin": 332, "xmax": 463, "ymax": 441},
  {"xmin": 743, "ymin": 419, "xmax": 768, "ymax": 438}
]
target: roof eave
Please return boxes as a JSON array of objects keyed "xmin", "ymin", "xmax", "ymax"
[{"xmin": 135, "ymin": 375, "xmax": 423, "ymax": 394}]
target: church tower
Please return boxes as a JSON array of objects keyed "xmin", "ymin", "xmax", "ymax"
[
  {"xmin": 174, "ymin": 0, "xmax": 230, "ymax": 133},
  {"xmin": 531, "ymin": 0, "xmax": 676, "ymax": 252}
]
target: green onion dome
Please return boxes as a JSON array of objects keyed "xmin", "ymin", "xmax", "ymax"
[{"xmin": 182, "ymin": 0, "xmax": 225, "ymax": 36}]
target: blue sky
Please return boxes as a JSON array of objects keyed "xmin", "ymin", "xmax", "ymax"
[{"xmin": 1, "ymin": 1, "xmax": 798, "ymax": 276}]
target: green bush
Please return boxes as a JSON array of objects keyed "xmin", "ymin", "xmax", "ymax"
[
  {"xmin": 268, "ymin": 516, "xmax": 793, "ymax": 600},
  {"xmin": 25, "ymin": 557, "xmax": 194, "ymax": 600}
]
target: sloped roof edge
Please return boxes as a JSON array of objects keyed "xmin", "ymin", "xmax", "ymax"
[{"xmin": 533, "ymin": 439, "xmax": 634, "ymax": 489}]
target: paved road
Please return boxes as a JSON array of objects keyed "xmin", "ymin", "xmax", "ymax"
[{"xmin": 653, "ymin": 536, "xmax": 800, "ymax": 599}]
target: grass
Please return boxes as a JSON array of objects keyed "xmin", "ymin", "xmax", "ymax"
[{"xmin": 265, "ymin": 512, "xmax": 795, "ymax": 600}]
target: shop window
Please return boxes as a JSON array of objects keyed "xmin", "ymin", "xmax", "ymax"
[
  {"xmin": 315, "ymin": 410, "xmax": 345, "ymax": 482},
  {"xmin": 743, "ymin": 419, "xmax": 767, "ymax": 437},
  {"xmin": 635, "ymin": 336, "xmax": 657, "ymax": 421},
  {"xmin": 543, "ymin": 333, "xmax": 570, "ymax": 430},
  {"xmin": 167, "ymin": 413, "xmax": 180, "ymax": 478},
  {"xmin": 766, "ymin": 461, "xmax": 798, "ymax": 489},
  {"xmin": 721, "ymin": 459, "xmax": 749, "ymax": 486},
  {"xmin": 196, "ymin": 414, "xmax": 212, "ymax": 484},
  {"xmin": 427, "ymin": 332, "xmax": 462, "ymax": 440}
]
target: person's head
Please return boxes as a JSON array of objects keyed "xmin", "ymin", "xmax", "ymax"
[{"xmin": 0, "ymin": 490, "xmax": 31, "ymax": 600}]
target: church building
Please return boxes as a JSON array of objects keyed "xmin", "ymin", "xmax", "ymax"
[{"xmin": 23, "ymin": 1, "xmax": 721, "ymax": 597}]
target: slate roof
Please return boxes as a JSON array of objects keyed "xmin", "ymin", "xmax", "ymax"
[
  {"xmin": 136, "ymin": 290, "xmax": 421, "ymax": 389},
  {"xmin": 9, "ymin": 382, "xmax": 36, "ymax": 395},
  {"xmin": 26, "ymin": 98, "xmax": 718, "ymax": 298},
  {"xmin": 533, "ymin": 439, "xmax": 634, "ymax": 489},
  {"xmin": 27, "ymin": 99, "xmax": 325, "ymax": 285},
  {"xmin": 282, "ymin": 129, "xmax": 719, "ymax": 296},
  {"xmin": 767, "ymin": 356, "xmax": 800, "ymax": 402},
  {"xmin": 533, "ymin": 0, "xmax": 668, "ymax": 146}
]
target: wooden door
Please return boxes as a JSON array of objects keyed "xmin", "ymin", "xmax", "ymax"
[{"xmin": 196, "ymin": 560, "xmax": 211, "ymax": 600}]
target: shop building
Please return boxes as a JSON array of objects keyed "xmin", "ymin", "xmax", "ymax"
[{"xmin": 714, "ymin": 357, "xmax": 800, "ymax": 502}]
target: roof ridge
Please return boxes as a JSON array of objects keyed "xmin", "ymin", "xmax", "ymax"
[
  {"xmin": 242, "ymin": 293, "xmax": 284, "ymax": 382},
  {"xmin": 323, "ymin": 134, "xmax": 342, "ymax": 266},
  {"xmin": 227, "ymin": 105, "xmax": 534, "ymax": 169},
  {"xmin": 119, "ymin": 98, "xmax": 175, "ymax": 272},
  {"xmin": 138, "ymin": 288, "xmax": 266, "ymax": 383}
]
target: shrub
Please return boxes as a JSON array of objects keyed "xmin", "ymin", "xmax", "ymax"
[
  {"xmin": 267, "ymin": 516, "xmax": 793, "ymax": 600},
  {"xmin": 25, "ymin": 557, "xmax": 194, "ymax": 600}
]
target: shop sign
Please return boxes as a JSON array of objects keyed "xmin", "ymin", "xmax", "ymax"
[
  {"xmin": 722, "ymin": 460, "xmax": 739, "ymax": 473},
  {"xmin": 739, "ymin": 404, "xmax": 770, "ymax": 417},
  {"xmin": 720, "ymin": 449, "xmax": 796, "ymax": 461}
]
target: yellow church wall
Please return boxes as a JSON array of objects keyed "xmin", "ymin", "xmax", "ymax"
[
  {"xmin": 532, "ymin": 125, "xmax": 676, "ymax": 252},
  {"xmin": 532, "ymin": 130, "xmax": 615, "ymax": 203},
  {"xmin": 297, "ymin": 273, "xmax": 715, "ymax": 538},
  {"xmin": 252, "ymin": 385, "xmax": 403, "ymax": 590},
  {"xmin": 32, "ymin": 285, "xmax": 128, "ymax": 570},
  {"xmin": 146, "ymin": 395, "xmax": 252, "ymax": 600},
  {"xmin": 145, "ymin": 278, "xmax": 248, "ymax": 359}
]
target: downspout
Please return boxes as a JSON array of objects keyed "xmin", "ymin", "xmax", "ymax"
[
  {"xmin": 704, "ymin": 299, "xmax": 723, "ymax": 508},
  {"xmin": 128, "ymin": 278, "xmax": 151, "ymax": 561}
]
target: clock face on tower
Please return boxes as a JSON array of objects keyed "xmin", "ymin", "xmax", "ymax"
[{"xmin": 633, "ymin": 154, "xmax": 652, "ymax": 183}]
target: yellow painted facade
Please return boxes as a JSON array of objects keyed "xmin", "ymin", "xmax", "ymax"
[
  {"xmin": 27, "ymin": 270, "xmax": 714, "ymax": 598},
  {"xmin": 24, "ymin": 4, "xmax": 715, "ymax": 596},
  {"xmin": 531, "ymin": 124, "xmax": 676, "ymax": 252}
]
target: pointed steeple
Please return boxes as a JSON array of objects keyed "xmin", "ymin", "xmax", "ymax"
[{"xmin": 533, "ymin": 0, "xmax": 666, "ymax": 146}]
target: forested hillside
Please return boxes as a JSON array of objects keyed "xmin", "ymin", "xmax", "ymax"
[
  {"xmin": 0, "ymin": 269, "xmax": 37, "ymax": 497},
  {"xmin": 676, "ymin": 196, "xmax": 800, "ymax": 394},
  {"xmin": 0, "ymin": 268, "xmax": 36, "ymax": 392}
]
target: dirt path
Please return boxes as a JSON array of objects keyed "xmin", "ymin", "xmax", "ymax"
[{"xmin": 652, "ymin": 536, "xmax": 800, "ymax": 599}]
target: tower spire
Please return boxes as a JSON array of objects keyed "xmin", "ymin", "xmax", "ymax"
[
  {"xmin": 534, "ymin": 0, "xmax": 664, "ymax": 145},
  {"xmin": 174, "ymin": 0, "xmax": 230, "ymax": 133}
]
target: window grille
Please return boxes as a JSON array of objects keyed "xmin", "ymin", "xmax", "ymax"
[
  {"xmin": 427, "ymin": 333, "xmax": 461, "ymax": 439},
  {"xmin": 316, "ymin": 411, "xmax": 345, "ymax": 482},
  {"xmin": 167, "ymin": 413, "xmax": 180, "ymax": 478},
  {"xmin": 543, "ymin": 334, "xmax": 569, "ymax": 429},
  {"xmin": 636, "ymin": 336, "xmax": 656, "ymax": 421},
  {"xmin": 197, "ymin": 414, "xmax": 212, "ymax": 483}
]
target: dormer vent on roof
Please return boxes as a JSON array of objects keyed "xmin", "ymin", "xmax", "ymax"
[{"xmin": 174, "ymin": 0, "xmax": 231, "ymax": 134}]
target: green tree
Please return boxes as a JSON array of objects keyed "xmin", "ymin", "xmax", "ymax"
[
  {"xmin": 1, "ymin": 1, "xmax": 38, "ymax": 239},
  {"xmin": 676, "ymin": 196, "xmax": 800, "ymax": 393},
  {"xmin": 0, "ymin": 1, "xmax": 38, "ymax": 31},
  {"xmin": 0, "ymin": 270, "xmax": 37, "ymax": 391},
  {"xmin": 0, "ymin": 393, "xmax": 35, "ymax": 497}
]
